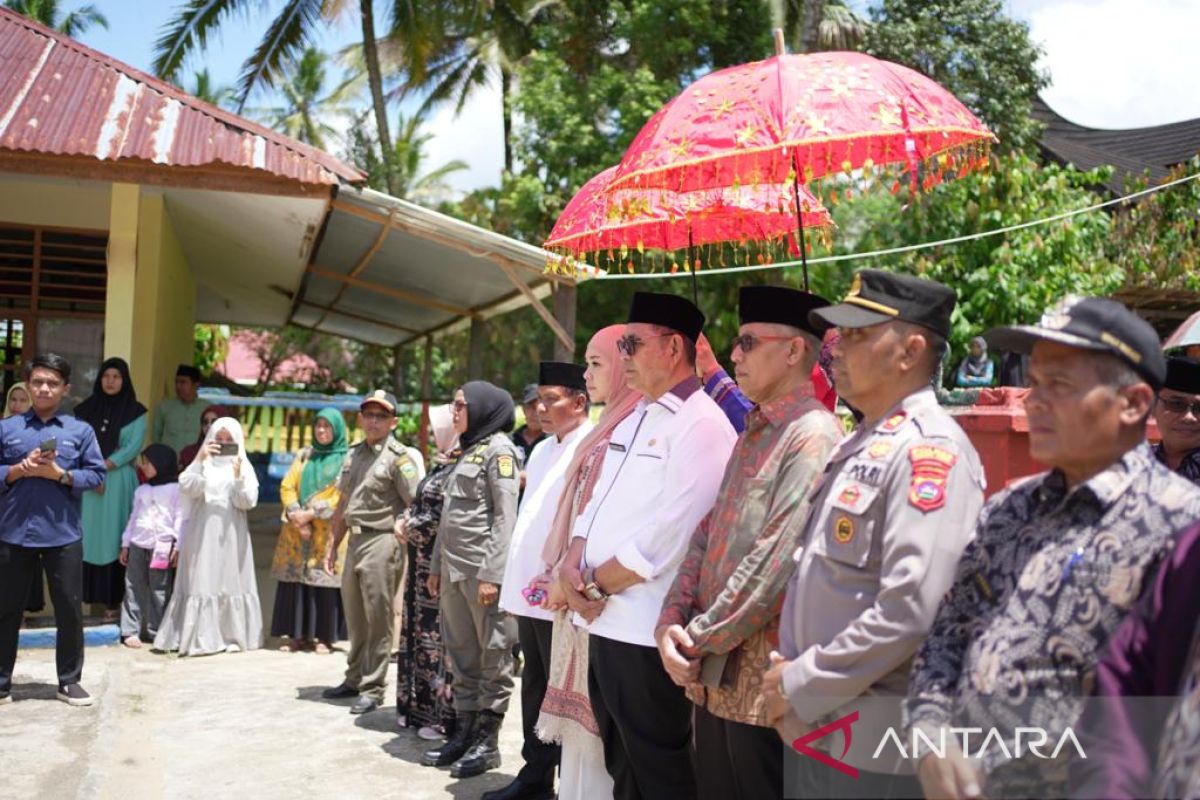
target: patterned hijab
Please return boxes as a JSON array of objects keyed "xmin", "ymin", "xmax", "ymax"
[
  {"xmin": 299, "ymin": 408, "xmax": 348, "ymax": 504},
  {"xmin": 540, "ymin": 325, "xmax": 642, "ymax": 570}
]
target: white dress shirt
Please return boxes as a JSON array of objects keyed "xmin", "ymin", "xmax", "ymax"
[
  {"xmin": 500, "ymin": 420, "xmax": 594, "ymax": 621},
  {"xmin": 572, "ymin": 378, "xmax": 736, "ymax": 646}
]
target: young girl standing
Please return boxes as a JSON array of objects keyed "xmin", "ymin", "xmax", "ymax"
[{"xmin": 119, "ymin": 444, "xmax": 185, "ymax": 648}]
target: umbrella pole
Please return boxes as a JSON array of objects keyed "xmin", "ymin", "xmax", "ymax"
[
  {"xmin": 688, "ymin": 226, "xmax": 699, "ymax": 307},
  {"xmin": 791, "ymin": 150, "xmax": 811, "ymax": 291}
]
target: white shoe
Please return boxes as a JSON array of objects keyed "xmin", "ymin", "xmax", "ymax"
[
  {"xmin": 417, "ymin": 725, "xmax": 443, "ymax": 740},
  {"xmin": 225, "ymin": 644, "xmax": 242, "ymax": 654}
]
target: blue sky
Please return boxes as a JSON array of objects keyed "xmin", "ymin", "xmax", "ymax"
[{"xmin": 72, "ymin": 0, "xmax": 1200, "ymax": 196}]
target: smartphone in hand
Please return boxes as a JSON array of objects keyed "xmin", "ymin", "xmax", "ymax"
[
  {"xmin": 216, "ymin": 442, "xmax": 239, "ymax": 457},
  {"xmin": 38, "ymin": 437, "xmax": 57, "ymax": 454}
]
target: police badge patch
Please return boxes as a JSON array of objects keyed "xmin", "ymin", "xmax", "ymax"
[
  {"xmin": 907, "ymin": 444, "xmax": 957, "ymax": 513},
  {"xmin": 833, "ymin": 516, "xmax": 855, "ymax": 544},
  {"xmin": 497, "ymin": 455, "xmax": 516, "ymax": 478}
]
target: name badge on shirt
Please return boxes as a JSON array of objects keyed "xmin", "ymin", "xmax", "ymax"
[{"xmin": 608, "ymin": 442, "xmax": 627, "ymax": 452}]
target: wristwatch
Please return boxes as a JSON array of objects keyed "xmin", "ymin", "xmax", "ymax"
[{"xmin": 58, "ymin": 471, "xmax": 72, "ymax": 486}]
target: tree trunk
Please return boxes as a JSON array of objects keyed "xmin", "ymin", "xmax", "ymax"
[
  {"xmin": 468, "ymin": 317, "xmax": 488, "ymax": 381},
  {"xmin": 360, "ymin": 0, "xmax": 396, "ymax": 194},
  {"xmin": 501, "ymin": 67, "xmax": 514, "ymax": 174},
  {"xmin": 552, "ymin": 283, "xmax": 577, "ymax": 362},
  {"xmin": 801, "ymin": 0, "xmax": 825, "ymax": 53}
]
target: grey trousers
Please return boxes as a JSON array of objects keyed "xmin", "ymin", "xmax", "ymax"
[
  {"xmin": 341, "ymin": 533, "xmax": 402, "ymax": 702},
  {"xmin": 119, "ymin": 545, "xmax": 171, "ymax": 640},
  {"xmin": 439, "ymin": 573, "xmax": 516, "ymax": 715}
]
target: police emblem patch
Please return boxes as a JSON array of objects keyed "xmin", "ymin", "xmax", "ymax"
[
  {"xmin": 398, "ymin": 459, "xmax": 417, "ymax": 479},
  {"xmin": 837, "ymin": 484, "xmax": 862, "ymax": 507},
  {"xmin": 880, "ymin": 411, "xmax": 908, "ymax": 433},
  {"xmin": 497, "ymin": 455, "xmax": 516, "ymax": 478},
  {"xmin": 867, "ymin": 441, "xmax": 894, "ymax": 459},
  {"xmin": 907, "ymin": 445, "xmax": 957, "ymax": 513},
  {"xmin": 834, "ymin": 516, "xmax": 855, "ymax": 544}
]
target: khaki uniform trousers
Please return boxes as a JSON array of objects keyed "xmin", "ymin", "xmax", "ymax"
[
  {"xmin": 341, "ymin": 532, "xmax": 402, "ymax": 702},
  {"xmin": 438, "ymin": 572, "xmax": 516, "ymax": 715}
]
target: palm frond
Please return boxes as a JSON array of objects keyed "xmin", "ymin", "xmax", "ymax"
[
  {"xmin": 234, "ymin": 0, "xmax": 324, "ymax": 111},
  {"xmin": 152, "ymin": 0, "xmax": 249, "ymax": 81}
]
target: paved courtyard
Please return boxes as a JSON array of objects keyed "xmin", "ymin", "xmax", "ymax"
[{"xmin": 1, "ymin": 505, "xmax": 525, "ymax": 800}]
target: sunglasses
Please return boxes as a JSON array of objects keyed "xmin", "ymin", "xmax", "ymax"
[
  {"xmin": 616, "ymin": 333, "xmax": 670, "ymax": 357},
  {"xmin": 1159, "ymin": 396, "xmax": 1200, "ymax": 418},
  {"xmin": 731, "ymin": 333, "xmax": 796, "ymax": 354}
]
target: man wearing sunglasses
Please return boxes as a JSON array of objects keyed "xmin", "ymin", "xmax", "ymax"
[
  {"xmin": 1153, "ymin": 356, "xmax": 1200, "ymax": 483},
  {"xmin": 566, "ymin": 291, "xmax": 737, "ymax": 800},
  {"xmin": 762, "ymin": 269, "xmax": 986, "ymax": 799},
  {"xmin": 656, "ymin": 285, "xmax": 842, "ymax": 800}
]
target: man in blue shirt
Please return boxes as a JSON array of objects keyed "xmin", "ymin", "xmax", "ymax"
[{"xmin": 0, "ymin": 353, "xmax": 106, "ymax": 706}]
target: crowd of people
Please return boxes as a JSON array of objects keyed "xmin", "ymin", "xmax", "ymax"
[{"xmin": 3, "ymin": 267, "xmax": 1200, "ymax": 800}]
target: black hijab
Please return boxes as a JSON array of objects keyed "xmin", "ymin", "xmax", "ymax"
[
  {"xmin": 141, "ymin": 444, "xmax": 179, "ymax": 486},
  {"xmin": 460, "ymin": 381, "xmax": 516, "ymax": 449},
  {"xmin": 75, "ymin": 357, "xmax": 147, "ymax": 457}
]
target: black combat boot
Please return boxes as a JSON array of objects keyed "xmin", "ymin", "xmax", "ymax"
[
  {"xmin": 421, "ymin": 711, "xmax": 478, "ymax": 767},
  {"xmin": 449, "ymin": 709, "xmax": 504, "ymax": 778}
]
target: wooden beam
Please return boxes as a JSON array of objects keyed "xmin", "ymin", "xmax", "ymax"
[
  {"xmin": 313, "ymin": 208, "xmax": 395, "ymax": 329},
  {"xmin": 330, "ymin": 197, "xmax": 573, "ymax": 285},
  {"xmin": 495, "ymin": 260, "xmax": 575, "ymax": 355},
  {"xmin": 306, "ymin": 264, "xmax": 474, "ymax": 317},
  {"xmin": 297, "ymin": 300, "xmax": 421, "ymax": 334}
]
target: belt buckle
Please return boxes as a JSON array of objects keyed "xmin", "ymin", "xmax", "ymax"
[{"xmin": 350, "ymin": 524, "xmax": 362, "ymax": 535}]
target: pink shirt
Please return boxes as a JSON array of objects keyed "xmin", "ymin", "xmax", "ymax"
[{"xmin": 121, "ymin": 483, "xmax": 186, "ymax": 549}]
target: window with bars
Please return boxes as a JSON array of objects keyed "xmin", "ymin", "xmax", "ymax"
[{"xmin": 0, "ymin": 225, "xmax": 108, "ymax": 315}]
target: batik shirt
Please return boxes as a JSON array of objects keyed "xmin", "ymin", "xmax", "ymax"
[
  {"xmin": 658, "ymin": 383, "xmax": 840, "ymax": 726},
  {"xmin": 906, "ymin": 443, "xmax": 1200, "ymax": 798},
  {"xmin": 1154, "ymin": 442, "xmax": 1200, "ymax": 485}
]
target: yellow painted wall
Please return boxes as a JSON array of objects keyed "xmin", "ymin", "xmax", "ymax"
[{"xmin": 0, "ymin": 175, "xmax": 110, "ymax": 230}]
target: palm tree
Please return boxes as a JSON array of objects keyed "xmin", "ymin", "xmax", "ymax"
[
  {"xmin": 4, "ymin": 0, "xmax": 107, "ymax": 37},
  {"xmin": 770, "ymin": 0, "xmax": 869, "ymax": 53},
  {"xmin": 250, "ymin": 48, "xmax": 361, "ymax": 150},
  {"xmin": 391, "ymin": 111, "xmax": 468, "ymax": 201},
  {"xmin": 152, "ymin": 1, "xmax": 399, "ymax": 190},
  {"xmin": 187, "ymin": 69, "xmax": 237, "ymax": 110}
]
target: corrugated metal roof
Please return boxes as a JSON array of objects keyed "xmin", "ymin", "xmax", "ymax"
[{"xmin": 0, "ymin": 7, "xmax": 364, "ymax": 187}]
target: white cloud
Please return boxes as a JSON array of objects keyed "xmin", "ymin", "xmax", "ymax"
[
  {"xmin": 419, "ymin": 81, "xmax": 506, "ymax": 197},
  {"xmin": 1019, "ymin": 0, "xmax": 1200, "ymax": 128}
]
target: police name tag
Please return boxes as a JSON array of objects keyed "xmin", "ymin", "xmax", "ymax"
[{"xmin": 608, "ymin": 442, "xmax": 627, "ymax": 452}]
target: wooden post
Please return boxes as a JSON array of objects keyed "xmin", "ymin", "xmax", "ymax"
[
  {"xmin": 773, "ymin": 27, "xmax": 786, "ymax": 56},
  {"xmin": 552, "ymin": 283, "xmax": 577, "ymax": 361},
  {"xmin": 418, "ymin": 335, "xmax": 433, "ymax": 456},
  {"xmin": 468, "ymin": 317, "xmax": 487, "ymax": 380},
  {"xmin": 392, "ymin": 343, "xmax": 404, "ymax": 397}
]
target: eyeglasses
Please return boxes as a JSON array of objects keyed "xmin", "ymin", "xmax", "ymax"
[
  {"xmin": 616, "ymin": 333, "xmax": 670, "ymax": 357},
  {"xmin": 361, "ymin": 411, "xmax": 393, "ymax": 422},
  {"xmin": 452, "ymin": 400, "xmax": 468, "ymax": 412},
  {"xmin": 1159, "ymin": 396, "xmax": 1200, "ymax": 418},
  {"xmin": 731, "ymin": 334, "xmax": 796, "ymax": 354}
]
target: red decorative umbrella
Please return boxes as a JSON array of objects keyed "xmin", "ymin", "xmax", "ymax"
[{"xmin": 605, "ymin": 46, "xmax": 996, "ymax": 286}]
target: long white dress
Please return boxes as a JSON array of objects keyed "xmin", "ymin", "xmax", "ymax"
[{"xmin": 154, "ymin": 419, "xmax": 264, "ymax": 656}]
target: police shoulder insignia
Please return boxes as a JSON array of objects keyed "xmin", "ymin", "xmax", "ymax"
[
  {"xmin": 833, "ymin": 515, "xmax": 855, "ymax": 544},
  {"xmin": 867, "ymin": 440, "xmax": 894, "ymax": 459},
  {"xmin": 880, "ymin": 411, "xmax": 908, "ymax": 433},
  {"xmin": 497, "ymin": 454, "xmax": 516, "ymax": 479},
  {"xmin": 907, "ymin": 444, "xmax": 957, "ymax": 513},
  {"xmin": 397, "ymin": 457, "xmax": 417, "ymax": 479}
]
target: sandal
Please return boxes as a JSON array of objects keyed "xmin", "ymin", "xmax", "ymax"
[
  {"xmin": 122, "ymin": 635, "xmax": 142, "ymax": 649},
  {"xmin": 313, "ymin": 642, "xmax": 331, "ymax": 654}
]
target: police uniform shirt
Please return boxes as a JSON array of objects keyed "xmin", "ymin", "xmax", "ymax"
[
  {"xmin": 432, "ymin": 431, "xmax": 521, "ymax": 585},
  {"xmin": 779, "ymin": 386, "xmax": 985, "ymax": 773},
  {"xmin": 337, "ymin": 437, "xmax": 420, "ymax": 533},
  {"xmin": 499, "ymin": 421, "xmax": 594, "ymax": 621},
  {"xmin": 571, "ymin": 377, "xmax": 737, "ymax": 647}
]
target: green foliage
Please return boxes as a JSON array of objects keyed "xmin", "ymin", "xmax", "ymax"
[
  {"xmin": 866, "ymin": 0, "xmax": 1049, "ymax": 154},
  {"xmin": 5, "ymin": 0, "xmax": 107, "ymax": 36},
  {"xmin": 231, "ymin": 327, "xmax": 393, "ymax": 396},
  {"xmin": 1111, "ymin": 158, "xmax": 1200, "ymax": 292},
  {"xmin": 193, "ymin": 324, "xmax": 229, "ymax": 376},
  {"xmin": 249, "ymin": 47, "xmax": 361, "ymax": 150}
]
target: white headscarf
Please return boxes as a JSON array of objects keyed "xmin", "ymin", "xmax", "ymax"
[{"xmin": 183, "ymin": 417, "xmax": 257, "ymax": 508}]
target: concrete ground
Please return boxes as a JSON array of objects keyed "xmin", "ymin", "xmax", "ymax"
[{"xmin": 1, "ymin": 505, "xmax": 526, "ymax": 800}]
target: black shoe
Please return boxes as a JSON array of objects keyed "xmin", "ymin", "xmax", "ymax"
[
  {"xmin": 321, "ymin": 683, "xmax": 359, "ymax": 700},
  {"xmin": 449, "ymin": 710, "xmax": 504, "ymax": 778},
  {"xmin": 350, "ymin": 696, "xmax": 378, "ymax": 715},
  {"xmin": 56, "ymin": 684, "xmax": 94, "ymax": 707},
  {"xmin": 481, "ymin": 776, "xmax": 556, "ymax": 800},
  {"xmin": 421, "ymin": 710, "xmax": 478, "ymax": 767}
]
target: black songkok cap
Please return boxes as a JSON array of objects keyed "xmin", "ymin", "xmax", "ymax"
[
  {"xmin": 1165, "ymin": 357, "xmax": 1200, "ymax": 394},
  {"xmin": 176, "ymin": 364, "xmax": 201, "ymax": 381},
  {"xmin": 812, "ymin": 269, "xmax": 956, "ymax": 340},
  {"xmin": 538, "ymin": 362, "xmax": 587, "ymax": 392},
  {"xmin": 626, "ymin": 292, "xmax": 705, "ymax": 342},
  {"xmin": 739, "ymin": 285, "xmax": 832, "ymax": 338}
]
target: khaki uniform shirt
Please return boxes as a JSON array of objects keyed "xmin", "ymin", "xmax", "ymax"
[
  {"xmin": 337, "ymin": 437, "xmax": 420, "ymax": 533},
  {"xmin": 779, "ymin": 387, "xmax": 985, "ymax": 774},
  {"xmin": 432, "ymin": 432, "xmax": 521, "ymax": 585}
]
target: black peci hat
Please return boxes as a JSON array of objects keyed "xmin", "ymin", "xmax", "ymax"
[
  {"xmin": 739, "ymin": 285, "xmax": 831, "ymax": 338},
  {"xmin": 538, "ymin": 361, "xmax": 587, "ymax": 392},
  {"xmin": 176, "ymin": 364, "xmax": 201, "ymax": 381},
  {"xmin": 811, "ymin": 269, "xmax": 957, "ymax": 340},
  {"xmin": 627, "ymin": 292, "xmax": 705, "ymax": 342},
  {"xmin": 1164, "ymin": 357, "xmax": 1200, "ymax": 395}
]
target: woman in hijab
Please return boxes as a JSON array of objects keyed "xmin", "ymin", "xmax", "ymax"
[
  {"xmin": 536, "ymin": 326, "xmax": 640, "ymax": 800},
  {"xmin": 396, "ymin": 403, "xmax": 460, "ymax": 738},
  {"xmin": 955, "ymin": 335, "xmax": 996, "ymax": 387},
  {"xmin": 5, "ymin": 381, "xmax": 30, "ymax": 418},
  {"xmin": 269, "ymin": 408, "xmax": 349, "ymax": 654},
  {"xmin": 178, "ymin": 404, "xmax": 233, "ymax": 468},
  {"xmin": 154, "ymin": 417, "xmax": 263, "ymax": 656},
  {"xmin": 77, "ymin": 357, "xmax": 148, "ymax": 618}
]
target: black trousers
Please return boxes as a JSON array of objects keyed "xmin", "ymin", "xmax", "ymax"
[
  {"xmin": 588, "ymin": 635, "xmax": 696, "ymax": 800},
  {"xmin": 693, "ymin": 703, "xmax": 783, "ymax": 800},
  {"xmin": 789, "ymin": 753, "xmax": 923, "ymax": 800},
  {"xmin": 516, "ymin": 616, "xmax": 560, "ymax": 786},
  {"xmin": 0, "ymin": 541, "xmax": 84, "ymax": 693}
]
